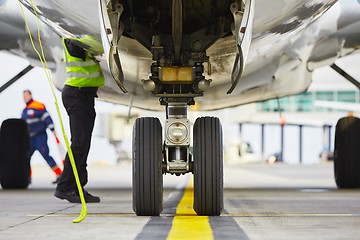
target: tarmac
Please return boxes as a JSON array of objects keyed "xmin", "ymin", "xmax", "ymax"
[{"xmin": 1, "ymin": 161, "xmax": 360, "ymax": 239}]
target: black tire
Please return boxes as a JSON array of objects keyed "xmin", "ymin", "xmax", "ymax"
[
  {"xmin": 193, "ymin": 117, "xmax": 223, "ymax": 216},
  {"xmin": 0, "ymin": 119, "xmax": 30, "ymax": 189},
  {"xmin": 132, "ymin": 117, "xmax": 163, "ymax": 216},
  {"xmin": 334, "ymin": 116, "xmax": 360, "ymax": 188}
]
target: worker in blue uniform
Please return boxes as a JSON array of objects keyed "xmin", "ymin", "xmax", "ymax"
[{"xmin": 21, "ymin": 89, "xmax": 62, "ymax": 184}]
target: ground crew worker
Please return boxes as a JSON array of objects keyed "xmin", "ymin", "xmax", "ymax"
[
  {"xmin": 21, "ymin": 90, "xmax": 62, "ymax": 184},
  {"xmin": 54, "ymin": 37, "xmax": 104, "ymax": 203}
]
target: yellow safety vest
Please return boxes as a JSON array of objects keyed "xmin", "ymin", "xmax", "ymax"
[{"xmin": 63, "ymin": 38, "xmax": 105, "ymax": 88}]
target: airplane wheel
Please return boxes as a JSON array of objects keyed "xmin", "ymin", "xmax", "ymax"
[
  {"xmin": 193, "ymin": 117, "xmax": 223, "ymax": 216},
  {"xmin": 0, "ymin": 119, "xmax": 30, "ymax": 189},
  {"xmin": 132, "ymin": 117, "xmax": 163, "ymax": 216},
  {"xmin": 334, "ymin": 116, "xmax": 360, "ymax": 188}
]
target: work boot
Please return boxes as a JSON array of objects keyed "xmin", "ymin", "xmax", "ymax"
[
  {"xmin": 54, "ymin": 190, "xmax": 80, "ymax": 203},
  {"xmin": 80, "ymin": 191, "xmax": 101, "ymax": 203}
]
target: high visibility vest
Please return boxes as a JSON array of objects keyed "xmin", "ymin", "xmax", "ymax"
[{"xmin": 63, "ymin": 38, "xmax": 105, "ymax": 88}]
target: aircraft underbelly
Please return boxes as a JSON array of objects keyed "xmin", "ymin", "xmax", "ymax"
[
  {"xmin": 10, "ymin": 0, "xmax": 338, "ymax": 111},
  {"xmin": 253, "ymin": 0, "xmax": 337, "ymax": 34},
  {"xmin": 26, "ymin": 0, "xmax": 101, "ymax": 38}
]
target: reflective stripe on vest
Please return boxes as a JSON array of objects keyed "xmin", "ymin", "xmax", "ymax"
[
  {"xmin": 67, "ymin": 72, "xmax": 103, "ymax": 79},
  {"xmin": 63, "ymin": 39, "xmax": 104, "ymax": 88},
  {"xmin": 40, "ymin": 112, "xmax": 50, "ymax": 121},
  {"xmin": 66, "ymin": 61, "xmax": 96, "ymax": 67},
  {"xmin": 26, "ymin": 118, "xmax": 40, "ymax": 124}
]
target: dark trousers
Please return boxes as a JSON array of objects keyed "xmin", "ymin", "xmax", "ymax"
[
  {"xmin": 56, "ymin": 85, "xmax": 98, "ymax": 193},
  {"xmin": 30, "ymin": 133, "xmax": 57, "ymax": 168}
]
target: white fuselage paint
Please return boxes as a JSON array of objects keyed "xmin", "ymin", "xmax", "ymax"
[{"xmin": 1, "ymin": 0, "xmax": 359, "ymax": 111}]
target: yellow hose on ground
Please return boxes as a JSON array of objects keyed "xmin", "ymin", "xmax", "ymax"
[{"xmin": 17, "ymin": 0, "xmax": 87, "ymax": 223}]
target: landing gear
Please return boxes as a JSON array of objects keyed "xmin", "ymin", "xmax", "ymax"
[
  {"xmin": 0, "ymin": 119, "xmax": 30, "ymax": 189},
  {"xmin": 130, "ymin": 0, "xmax": 225, "ymax": 215},
  {"xmin": 193, "ymin": 117, "xmax": 223, "ymax": 216},
  {"xmin": 131, "ymin": 44, "xmax": 223, "ymax": 216},
  {"xmin": 132, "ymin": 117, "xmax": 163, "ymax": 216},
  {"xmin": 334, "ymin": 116, "xmax": 360, "ymax": 188},
  {"xmin": 132, "ymin": 103, "xmax": 223, "ymax": 216},
  {"xmin": 104, "ymin": 0, "xmax": 253, "ymax": 217}
]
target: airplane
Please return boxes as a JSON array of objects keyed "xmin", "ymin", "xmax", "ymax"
[{"xmin": 0, "ymin": 0, "xmax": 360, "ymax": 217}]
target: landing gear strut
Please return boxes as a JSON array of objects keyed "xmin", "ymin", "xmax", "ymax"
[{"xmin": 331, "ymin": 64, "xmax": 360, "ymax": 188}]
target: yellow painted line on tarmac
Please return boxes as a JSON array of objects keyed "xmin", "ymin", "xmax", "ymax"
[
  {"xmin": 224, "ymin": 213, "xmax": 359, "ymax": 217},
  {"xmin": 167, "ymin": 179, "xmax": 214, "ymax": 240}
]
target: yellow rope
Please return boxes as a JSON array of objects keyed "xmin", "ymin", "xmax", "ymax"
[{"xmin": 17, "ymin": 0, "xmax": 87, "ymax": 223}]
